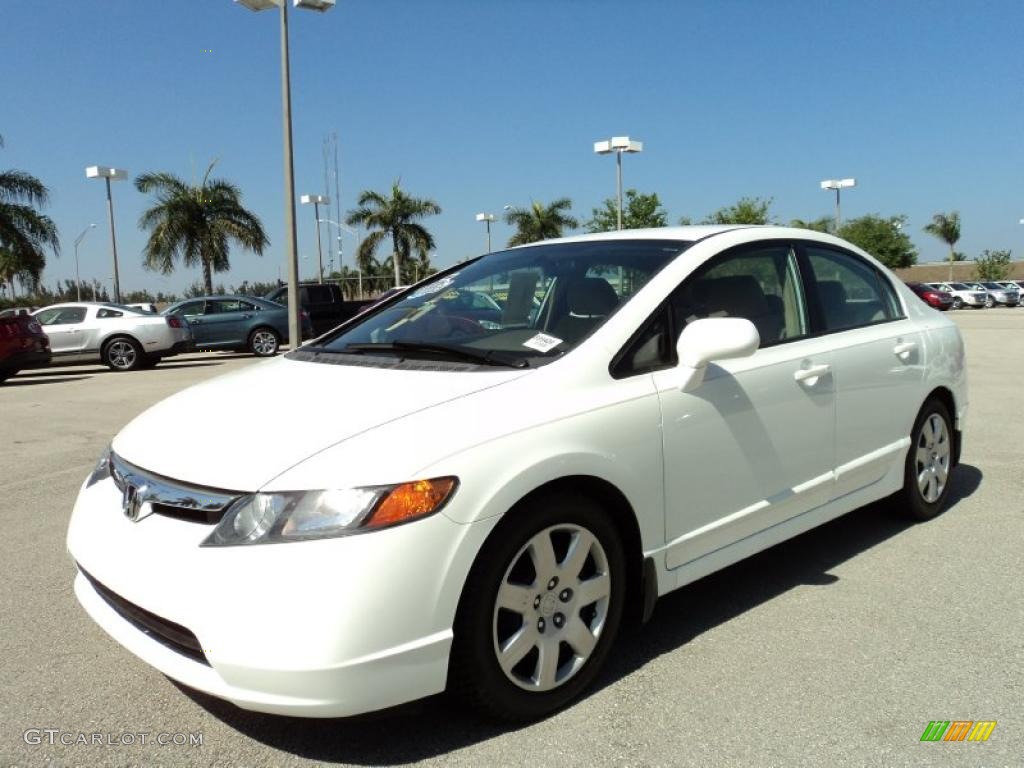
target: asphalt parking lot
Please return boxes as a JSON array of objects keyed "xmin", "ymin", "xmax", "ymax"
[{"xmin": 1, "ymin": 310, "xmax": 1021, "ymax": 768}]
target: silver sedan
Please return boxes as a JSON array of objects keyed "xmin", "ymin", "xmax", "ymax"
[{"xmin": 33, "ymin": 302, "xmax": 193, "ymax": 371}]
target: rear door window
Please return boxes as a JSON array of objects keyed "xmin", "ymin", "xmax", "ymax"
[{"xmin": 802, "ymin": 246, "xmax": 902, "ymax": 332}]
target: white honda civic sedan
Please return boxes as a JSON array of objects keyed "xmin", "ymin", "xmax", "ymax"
[{"xmin": 68, "ymin": 226, "xmax": 967, "ymax": 721}]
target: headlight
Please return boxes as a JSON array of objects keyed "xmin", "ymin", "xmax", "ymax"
[
  {"xmin": 84, "ymin": 449, "xmax": 112, "ymax": 488},
  {"xmin": 200, "ymin": 477, "xmax": 458, "ymax": 547}
]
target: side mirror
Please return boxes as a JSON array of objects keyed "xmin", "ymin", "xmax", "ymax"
[{"xmin": 675, "ymin": 317, "xmax": 760, "ymax": 391}]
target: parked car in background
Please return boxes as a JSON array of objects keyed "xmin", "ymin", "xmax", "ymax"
[
  {"xmin": 127, "ymin": 302, "xmax": 159, "ymax": 314},
  {"xmin": 0, "ymin": 306, "xmax": 36, "ymax": 318},
  {"xmin": 905, "ymin": 282, "xmax": 953, "ymax": 311},
  {"xmin": 264, "ymin": 283, "xmax": 373, "ymax": 336},
  {"xmin": 996, "ymin": 280, "xmax": 1024, "ymax": 298},
  {"xmin": 0, "ymin": 313, "xmax": 51, "ymax": 383},
  {"xmin": 32, "ymin": 302, "xmax": 192, "ymax": 371},
  {"xmin": 926, "ymin": 282, "xmax": 988, "ymax": 309},
  {"xmin": 162, "ymin": 295, "xmax": 311, "ymax": 356},
  {"xmin": 963, "ymin": 281, "xmax": 1019, "ymax": 308},
  {"xmin": 69, "ymin": 226, "xmax": 967, "ymax": 721}
]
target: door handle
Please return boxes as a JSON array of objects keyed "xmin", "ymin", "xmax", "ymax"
[
  {"xmin": 893, "ymin": 340, "xmax": 917, "ymax": 357},
  {"xmin": 794, "ymin": 363, "xmax": 831, "ymax": 383}
]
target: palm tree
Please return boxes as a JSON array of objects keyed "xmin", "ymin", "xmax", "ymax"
[
  {"xmin": 135, "ymin": 161, "xmax": 268, "ymax": 294},
  {"xmin": 504, "ymin": 198, "xmax": 578, "ymax": 246},
  {"xmin": 346, "ymin": 182, "xmax": 441, "ymax": 287},
  {"xmin": 0, "ymin": 134, "xmax": 60, "ymax": 296},
  {"xmin": 922, "ymin": 211, "xmax": 961, "ymax": 281}
]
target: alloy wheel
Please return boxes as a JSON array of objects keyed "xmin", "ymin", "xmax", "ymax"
[
  {"xmin": 251, "ymin": 330, "xmax": 278, "ymax": 356},
  {"xmin": 492, "ymin": 524, "xmax": 611, "ymax": 692},
  {"xmin": 107, "ymin": 340, "xmax": 137, "ymax": 370},
  {"xmin": 915, "ymin": 413, "xmax": 951, "ymax": 503}
]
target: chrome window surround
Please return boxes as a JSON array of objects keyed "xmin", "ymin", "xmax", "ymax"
[{"xmin": 109, "ymin": 452, "xmax": 241, "ymax": 524}]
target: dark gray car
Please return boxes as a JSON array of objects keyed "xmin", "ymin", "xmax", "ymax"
[{"xmin": 162, "ymin": 295, "xmax": 311, "ymax": 356}]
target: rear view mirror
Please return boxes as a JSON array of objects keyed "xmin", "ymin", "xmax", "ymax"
[{"xmin": 676, "ymin": 317, "xmax": 759, "ymax": 391}]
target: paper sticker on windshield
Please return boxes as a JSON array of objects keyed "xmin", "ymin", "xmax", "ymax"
[
  {"xmin": 409, "ymin": 275, "xmax": 458, "ymax": 299},
  {"xmin": 522, "ymin": 333, "xmax": 563, "ymax": 353}
]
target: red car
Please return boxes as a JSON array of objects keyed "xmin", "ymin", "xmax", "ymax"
[
  {"xmin": 905, "ymin": 281, "xmax": 953, "ymax": 311},
  {"xmin": 0, "ymin": 313, "xmax": 51, "ymax": 383}
]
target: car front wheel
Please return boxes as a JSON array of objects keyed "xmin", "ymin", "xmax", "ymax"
[
  {"xmin": 103, "ymin": 337, "xmax": 143, "ymax": 372},
  {"xmin": 449, "ymin": 493, "xmax": 626, "ymax": 722},
  {"xmin": 984, "ymin": 296, "xmax": 995, "ymax": 308},
  {"xmin": 952, "ymin": 297, "xmax": 963, "ymax": 309},
  {"xmin": 248, "ymin": 328, "xmax": 280, "ymax": 357},
  {"xmin": 900, "ymin": 398, "xmax": 955, "ymax": 521}
]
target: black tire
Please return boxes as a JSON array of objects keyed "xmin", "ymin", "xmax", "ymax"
[
  {"xmin": 952, "ymin": 297, "xmax": 963, "ymax": 309},
  {"xmin": 984, "ymin": 296, "xmax": 995, "ymax": 308},
  {"xmin": 248, "ymin": 327, "xmax": 280, "ymax": 357},
  {"xmin": 102, "ymin": 336, "xmax": 144, "ymax": 372},
  {"xmin": 899, "ymin": 398, "xmax": 955, "ymax": 521},
  {"xmin": 448, "ymin": 492, "xmax": 626, "ymax": 722}
]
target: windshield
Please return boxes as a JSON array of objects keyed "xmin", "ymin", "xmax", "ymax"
[
  {"xmin": 949, "ymin": 283, "xmax": 969, "ymax": 290},
  {"xmin": 983, "ymin": 282, "xmax": 1006, "ymax": 290},
  {"xmin": 309, "ymin": 239, "xmax": 690, "ymax": 367}
]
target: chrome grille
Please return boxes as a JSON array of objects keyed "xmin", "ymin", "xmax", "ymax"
[{"xmin": 109, "ymin": 452, "xmax": 241, "ymax": 525}]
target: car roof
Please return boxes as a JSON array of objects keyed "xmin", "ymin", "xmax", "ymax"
[{"xmin": 513, "ymin": 224, "xmax": 881, "ymax": 250}]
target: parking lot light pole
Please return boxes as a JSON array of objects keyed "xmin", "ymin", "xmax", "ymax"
[
  {"xmin": 475, "ymin": 213, "xmax": 496, "ymax": 253},
  {"xmin": 85, "ymin": 166, "xmax": 127, "ymax": 303},
  {"xmin": 235, "ymin": 0, "xmax": 336, "ymax": 348},
  {"xmin": 301, "ymin": 194, "xmax": 329, "ymax": 283},
  {"xmin": 594, "ymin": 137, "xmax": 643, "ymax": 230},
  {"xmin": 820, "ymin": 178, "xmax": 856, "ymax": 230},
  {"xmin": 72, "ymin": 224, "xmax": 97, "ymax": 302}
]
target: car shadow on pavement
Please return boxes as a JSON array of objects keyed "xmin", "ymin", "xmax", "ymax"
[
  {"xmin": 152, "ymin": 362, "xmax": 226, "ymax": 370},
  {"xmin": 4, "ymin": 375, "xmax": 92, "ymax": 386},
  {"xmin": 175, "ymin": 464, "xmax": 982, "ymax": 765}
]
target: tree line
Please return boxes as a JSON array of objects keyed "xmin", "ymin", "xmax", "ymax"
[{"xmin": 2, "ymin": 129, "xmax": 1016, "ymax": 306}]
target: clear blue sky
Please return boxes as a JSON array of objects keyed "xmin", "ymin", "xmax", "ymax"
[{"xmin": 3, "ymin": 0, "xmax": 1023, "ymax": 294}]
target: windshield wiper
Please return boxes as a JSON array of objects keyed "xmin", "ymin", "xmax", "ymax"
[{"xmin": 342, "ymin": 342, "xmax": 529, "ymax": 369}]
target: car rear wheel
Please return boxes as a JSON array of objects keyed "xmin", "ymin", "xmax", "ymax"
[
  {"xmin": 449, "ymin": 493, "xmax": 626, "ymax": 722},
  {"xmin": 899, "ymin": 398, "xmax": 954, "ymax": 521},
  {"xmin": 103, "ymin": 337, "xmax": 143, "ymax": 372},
  {"xmin": 248, "ymin": 327, "xmax": 279, "ymax": 357}
]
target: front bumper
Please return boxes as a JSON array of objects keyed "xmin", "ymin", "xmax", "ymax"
[{"xmin": 67, "ymin": 474, "xmax": 496, "ymax": 717}]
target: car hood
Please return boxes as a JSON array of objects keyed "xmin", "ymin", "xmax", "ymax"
[{"xmin": 112, "ymin": 356, "xmax": 529, "ymax": 490}]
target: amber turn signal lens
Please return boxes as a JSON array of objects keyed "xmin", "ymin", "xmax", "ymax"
[{"xmin": 365, "ymin": 477, "xmax": 458, "ymax": 529}]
